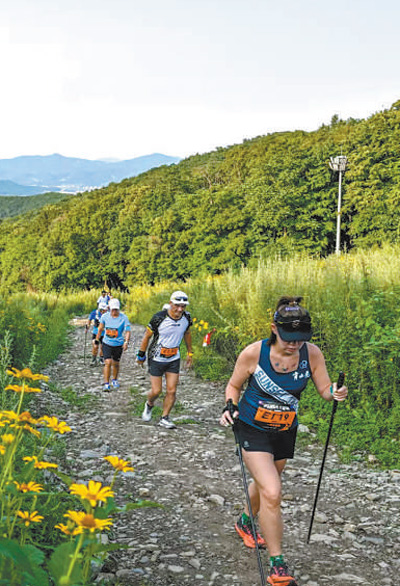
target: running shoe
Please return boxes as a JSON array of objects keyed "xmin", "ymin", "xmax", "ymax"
[
  {"xmin": 267, "ymin": 563, "xmax": 298, "ymax": 586},
  {"xmin": 111, "ymin": 379, "xmax": 120, "ymax": 389},
  {"xmin": 158, "ymin": 416, "xmax": 177, "ymax": 429},
  {"xmin": 142, "ymin": 402, "xmax": 154, "ymax": 421},
  {"xmin": 103, "ymin": 382, "xmax": 111, "ymax": 392},
  {"xmin": 99, "ymin": 357, "xmax": 105, "ymax": 365},
  {"xmin": 235, "ymin": 516, "xmax": 266, "ymax": 549},
  {"xmin": 90, "ymin": 356, "xmax": 97, "ymax": 367}
]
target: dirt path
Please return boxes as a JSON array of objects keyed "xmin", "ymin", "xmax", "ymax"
[{"xmin": 40, "ymin": 320, "xmax": 400, "ymax": 586}]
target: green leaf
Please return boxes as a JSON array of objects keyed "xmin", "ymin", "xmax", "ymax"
[
  {"xmin": 0, "ymin": 539, "xmax": 49, "ymax": 586},
  {"xmin": 53, "ymin": 470, "xmax": 73, "ymax": 487},
  {"xmin": 22, "ymin": 543, "xmax": 46, "ymax": 566},
  {"xmin": 47, "ymin": 541, "xmax": 83, "ymax": 586}
]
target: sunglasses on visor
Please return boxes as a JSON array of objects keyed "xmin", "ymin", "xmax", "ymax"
[
  {"xmin": 275, "ymin": 320, "xmax": 311, "ymax": 333},
  {"xmin": 173, "ymin": 296, "xmax": 188, "ymax": 302}
]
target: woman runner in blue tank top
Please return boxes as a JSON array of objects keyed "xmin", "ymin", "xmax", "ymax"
[{"xmin": 219, "ymin": 296, "xmax": 348, "ymax": 586}]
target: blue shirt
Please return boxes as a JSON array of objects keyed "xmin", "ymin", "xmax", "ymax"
[
  {"xmin": 89, "ymin": 309, "xmax": 101, "ymax": 335},
  {"xmin": 239, "ymin": 339, "xmax": 312, "ymax": 431},
  {"xmin": 100, "ymin": 312, "xmax": 131, "ymax": 347}
]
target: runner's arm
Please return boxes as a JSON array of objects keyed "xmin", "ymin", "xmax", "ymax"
[
  {"xmin": 308, "ymin": 343, "xmax": 348, "ymax": 402},
  {"xmin": 123, "ymin": 325, "xmax": 131, "ymax": 350},
  {"xmin": 184, "ymin": 329, "xmax": 193, "ymax": 365},
  {"xmin": 95, "ymin": 322, "xmax": 105, "ymax": 344},
  {"xmin": 220, "ymin": 342, "xmax": 260, "ymax": 425},
  {"xmin": 138, "ymin": 327, "xmax": 153, "ymax": 352}
]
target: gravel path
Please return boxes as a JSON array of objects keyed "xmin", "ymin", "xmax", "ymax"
[{"xmin": 40, "ymin": 320, "xmax": 400, "ymax": 586}]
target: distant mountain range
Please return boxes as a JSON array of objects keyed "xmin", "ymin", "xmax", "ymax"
[{"xmin": 0, "ymin": 153, "xmax": 181, "ymax": 196}]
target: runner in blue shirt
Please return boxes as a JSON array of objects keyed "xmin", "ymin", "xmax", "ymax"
[
  {"xmin": 86, "ymin": 302, "xmax": 108, "ymax": 366},
  {"xmin": 95, "ymin": 298, "xmax": 131, "ymax": 391}
]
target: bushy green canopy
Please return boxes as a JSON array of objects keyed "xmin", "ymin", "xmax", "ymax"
[{"xmin": 1, "ymin": 100, "xmax": 400, "ymax": 293}]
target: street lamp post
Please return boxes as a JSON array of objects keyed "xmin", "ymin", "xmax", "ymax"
[{"xmin": 329, "ymin": 155, "xmax": 348, "ymax": 254}]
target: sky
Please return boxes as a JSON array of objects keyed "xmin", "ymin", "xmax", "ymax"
[{"xmin": 1, "ymin": 0, "xmax": 400, "ymax": 161}]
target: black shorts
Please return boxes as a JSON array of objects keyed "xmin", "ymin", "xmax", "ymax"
[
  {"xmin": 236, "ymin": 420, "xmax": 297, "ymax": 461},
  {"xmin": 102, "ymin": 343, "xmax": 123, "ymax": 362},
  {"xmin": 92, "ymin": 334, "xmax": 104, "ymax": 341},
  {"xmin": 148, "ymin": 358, "xmax": 180, "ymax": 377}
]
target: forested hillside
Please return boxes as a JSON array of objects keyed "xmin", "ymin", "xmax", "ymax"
[
  {"xmin": 0, "ymin": 192, "xmax": 71, "ymax": 218},
  {"xmin": 1, "ymin": 100, "xmax": 400, "ymax": 293}
]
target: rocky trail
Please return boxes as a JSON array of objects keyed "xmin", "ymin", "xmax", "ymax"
[{"xmin": 38, "ymin": 319, "xmax": 400, "ymax": 586}]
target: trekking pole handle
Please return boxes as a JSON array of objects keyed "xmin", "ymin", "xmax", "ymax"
[{"xmin": 332, "ymin": 371, "xmax": 345, "ymax": 414}]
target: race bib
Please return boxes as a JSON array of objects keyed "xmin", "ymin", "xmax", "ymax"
[
  {"xmin": 160, "ymin": 347, "xmax": 178, "ymax": 358},
  {"xmin": 254, "ymin": 402, "xmax": 296, "ymax": 432},
  {"xmin": 105, "ymin": 328, "xmax": 118, "ymax": 338}
]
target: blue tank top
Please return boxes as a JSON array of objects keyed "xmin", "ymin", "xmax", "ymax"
[{"xmin": 239, "ymin": 339, "xmax": 312, "ymax": 432}]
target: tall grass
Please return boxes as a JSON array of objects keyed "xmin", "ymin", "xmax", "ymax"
[
  {"xmin": 126, "ymin": 245, "xmax": 400, "ymax": 468},
  {"xmin": 0, "ymin": 289, "xmax": 128, "ymax": 372}
]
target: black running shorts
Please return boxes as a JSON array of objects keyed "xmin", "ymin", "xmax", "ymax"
[
  {"xmin": 92, "ymin": 334, "xmax": 104, "ymax": 341},
  {"xmin": 102, "ymin": 343, "xmax": 123, "ymax": 362},
  {"xmin": 148, "ymin": 358, "xmax": 180, "ymax": 377},
  {"xmin": 236, "ymin": 420, "xmax": 297, "ymax": 461}
]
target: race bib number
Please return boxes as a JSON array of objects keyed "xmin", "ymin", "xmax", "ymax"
[
  {"xmin": 160, "ymin": 346, "xmax": 178, "ymax": 358},
  {"xmin": 254, "ymin": 402, "xmax": 296, "ymax": 432},
  {"xmin": 105, "ymin": 328, "xmax": 118, "ymax": 338}
]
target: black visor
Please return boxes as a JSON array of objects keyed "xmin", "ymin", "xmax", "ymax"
[{"xmin": 274, "ymin": 311, "xmax": 312, "ymax": 342}]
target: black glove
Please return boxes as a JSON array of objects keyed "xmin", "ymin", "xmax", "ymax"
[{"xmin": 222, "ymin": 399, "xmax": 239, "ymax": 419}]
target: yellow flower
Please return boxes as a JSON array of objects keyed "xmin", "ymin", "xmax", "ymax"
[
  {"xmin": 17, "ymin": 510, "xmax": 44, "ymax": 527},
  {"xmin": 104, "ymin": 455, "xmax": 134, "ymax": 472},
  {"xmin": 199, "ymin": 320, "xmax": 204, "ymax": 325},
  {"xmin": 0, "ymin": 445, "xmax": 5, "ymax": 455},
  {"xmin": 18, "ymin": 411, "xmax": 38, "ymax": 424},
  {"xmin": 192, "ymin": 317, "xmax": 197, "ymax": 322},
  {"xmin": 39, "ymin": 416, "xmax": 71, "ymax": 434},
  {"xmin": 55, "ymin": 522, "xmax": 83, "ymax": 536},
  {"xmin": 203, "ymin": 322, "xmax": 209, "ymax": 329},
  {"xmin": 23, "ymin": 456, "xmax": 58, "ymax": 469},
  {"xmin": 0, "ymin": 410, "xmax": 18, "ymax": 421},
  {"xmin": 15, "ymin": 481, "xmax": 44, "ymax": 493},
  {"xmin": 64, "ymin": 511, "xmax": 113, "ymax": 532},
  {"xmin": 7, "ymin": 367, "xmax": 49, "ymax": 382},
  {"xmin": 1, "ymin": 434, "xmax": 15, "ymax": 445},
  {"xmin": 5, "ymin": 384, "xmax": 42, "ymax": 394},
  {"xmin": 69, "ymin": 481, "xmax": 114, "ymax": 507},
  {"xmin": 23, "ymin": 424, "xmax": 41, "ymax": 438}
]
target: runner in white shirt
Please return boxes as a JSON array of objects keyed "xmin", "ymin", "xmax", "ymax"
[{"xmin": 137, "ymin": 291, "xmax": 193, "ymax": 429}]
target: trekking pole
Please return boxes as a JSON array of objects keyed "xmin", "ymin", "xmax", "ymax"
[
  {"xmin": 84, "ymin": 327, "xmax": 88, "ymax": 364},
  {"xmin": 233, "ymin": 422, "xmax": 266, "ymax": 586},
  {"xmin": 307, "ymin": 371, "xmax": 345, "ymax": 543}
]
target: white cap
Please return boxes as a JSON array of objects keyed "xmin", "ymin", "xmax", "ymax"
[
  {"xmin": 109, "ymin": 298, "xmax": 120, "ymax": 310},
  {"xmin": 170, "ymin": 291, "xmax": 189, "ymax": 305},
  {"xmin": 99, "ymin": 302, "xmax": 108, "ymax": 310}
]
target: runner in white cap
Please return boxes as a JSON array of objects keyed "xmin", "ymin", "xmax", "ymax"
[
  {"xmin": 95, "ymin": 298, "xmax": 131, "ymax": 392},
  {"xmin": 137, "ymin": 291, "xmax": 193, "ymax": 429}
]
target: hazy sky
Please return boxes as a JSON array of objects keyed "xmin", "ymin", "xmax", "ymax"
[{"xmin": 1, "ymin": 0, "xmax": 399, "ymax": 160}]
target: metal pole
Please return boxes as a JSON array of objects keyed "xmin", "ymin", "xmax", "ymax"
[
  {"xmin": 233, "ymin": 423, "xmax": 266, "ymax": 586},
  {"xmin": 307, "ymin": 371, "xmax": 345, "ymax": 543},
  {"xmin": 335, "ymin": 169, "xmax": 343, "ymax": 255}
]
